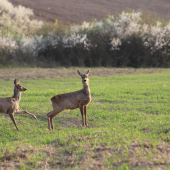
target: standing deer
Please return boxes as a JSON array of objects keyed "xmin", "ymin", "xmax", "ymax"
[
  {"xmin": 0, "ymin": 79, "xmax": 37, "ymax": 131},
  {"xmin": 47, "ymin": 70, "xmax": 91, "ymax": 130}
]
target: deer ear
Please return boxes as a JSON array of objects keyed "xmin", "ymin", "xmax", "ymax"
[
  {"xmin": 86, "ymin": 70, "xmax": 90, "ymax": 75},
  {"xmin": 77, "ymin": 70, "xmax": 82, "ymax": 76},
  {"xmin": 14, "ymin": 79, "xmax": 20, "ymax": 84},
  {"xmin": 14, "ymin": 79, "xmax": 17, "ymax": 84}
]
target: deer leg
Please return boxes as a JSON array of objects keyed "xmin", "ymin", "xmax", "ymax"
[
  {"xmin": 50, "ymin": 115, "xmax": 55, "ymax": 130},
  {"xmin": 9, "ymin": 113, "xmax": 19, "ymax": 131},
  {"xmin": 47, "ymin": 110, "xmax": 61, "ymax": 130},
  {"xmin": 14, "ymin": 110, "xmax": 37, "ymax": 119},
  {"xmin": 84, "ymin": 106, "xmax": 88, "ymax": 126},
  {"xmin": 47, "ymin": 111, "xmax": 53, "ymax": 130},
  {"xmin": 50, "ymin": 113, "xmax": 61, "ymax": 130},
  {"xmin": 80, "ymin": 107, "xmax": 84, "ymax": 126},
  {"xmin": 47, "ymin": 116, "xmax": 51, "ymax": 130},
  {"xmin": 50, "ymin": 117, "xmax": 53, "ymax": 130}
]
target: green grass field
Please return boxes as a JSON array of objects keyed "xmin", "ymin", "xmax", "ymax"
[{"xmin": 1, "ymin": 68, "xmax": 170, "ymax": 169}]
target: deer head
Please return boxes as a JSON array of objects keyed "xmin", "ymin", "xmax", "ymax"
[
  {"xmin": 77, "ymin": 70, "xmax": 90, "ymax": 84},
  {"xmin": 14, "ymin": 79, "xmax": 27, "ymax": 92}
]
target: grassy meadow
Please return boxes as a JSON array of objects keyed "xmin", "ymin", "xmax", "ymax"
[{"xmin": 1, "ymin": 68, "xmax": 170, "ymax": 169}]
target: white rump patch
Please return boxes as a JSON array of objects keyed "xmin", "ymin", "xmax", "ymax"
[{"xmin": 50, "ymin": 99, "xmax": 52, "ymax": 105}]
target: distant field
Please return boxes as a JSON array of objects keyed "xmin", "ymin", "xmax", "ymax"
[
  {"xmin": 1, "ymin": 68, "xmax": 170, "ymax": 169},
  {"xmin": 9, "ymin": 0, "xmax": 170, "ymax": 24}
]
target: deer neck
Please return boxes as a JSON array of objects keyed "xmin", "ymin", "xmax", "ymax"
[
  {"xmin": 83, "ymin": 83, "xmax": 91, "ymax": 97},
  {"xmin": 12, "ymin": 86, "xmax": 21, "ymax": 102}
]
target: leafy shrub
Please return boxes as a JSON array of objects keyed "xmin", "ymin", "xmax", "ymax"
[
  {"xmin": 0, "ymin": 0, "xmax": 43, "ymax": 35},
  {"xmin": 1, "ymin": 0, "xmax": 170, "ymax": 67}
]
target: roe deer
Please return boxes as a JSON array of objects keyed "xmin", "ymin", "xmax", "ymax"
[
  {"xmin": 47, "ymin": 70, "xmax": 91, "ymax": 130},
  {"xmin": 0, "ymin": 79, "xmax": 37, "ymax": 130}
]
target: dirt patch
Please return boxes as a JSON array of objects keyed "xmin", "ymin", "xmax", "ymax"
[
  {"xmin": 0, "ymin": 149, "xmax": 32, "ymax": 170},
  {"xmin": 43, "ymin": 140, "xmax": 170, "ymax": 169},
  {"xmin": 125, "ymin": 141, "xmax": 170, "ymax": 169},
  {"xmin": 0, "ymin": 151, "xmax": 28, "ymax": 162},
  {"xmin": 0, "ymin": 68, "xmax": 169, "ymax": 81},
  {"xmin": 79, "ymin": 141, "xmax": 170, "ymax": 169},
  {"xmin": 1, "ymin": 141, "xmax": 170, "ymax": 169}
]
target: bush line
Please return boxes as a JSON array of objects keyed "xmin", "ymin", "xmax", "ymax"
[{"xmin": 1, "ymin": 1, "xmax": 170, "ymax": 67}]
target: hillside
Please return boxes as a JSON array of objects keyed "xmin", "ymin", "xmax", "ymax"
[{"xmin": 9, "ymin": 0, "xmax": 170, "ymax": 24}]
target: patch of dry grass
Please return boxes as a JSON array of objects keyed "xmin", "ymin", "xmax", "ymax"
[
  {"xmin": 0, "ymin": 67, "xmax": 169, "ymax": 81},
  {"xmin": 1, "ymin": 141, "xmax": 170, "ymax": 169}
]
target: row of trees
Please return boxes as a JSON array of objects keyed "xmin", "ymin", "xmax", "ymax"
[{"xmin": 1, "ymin": 0, "xmax": 170, "ymax": 67}]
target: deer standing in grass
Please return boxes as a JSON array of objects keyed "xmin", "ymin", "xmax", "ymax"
[
  {"xmin": 0, "ymin": 79, "xmax": 37, "ymax": 131},
  {"xmin": 47, "ymin": 70, "xmax": 91, "ymax": 130}
]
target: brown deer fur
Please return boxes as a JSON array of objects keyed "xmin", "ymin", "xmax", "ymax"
[
  {"xmin": 47, "ymin": 70, "xmax": 91, "ymax": 130},
  {"xmin": 0, "ymin": 79, "xmax": 37, "ymax": 130}
]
